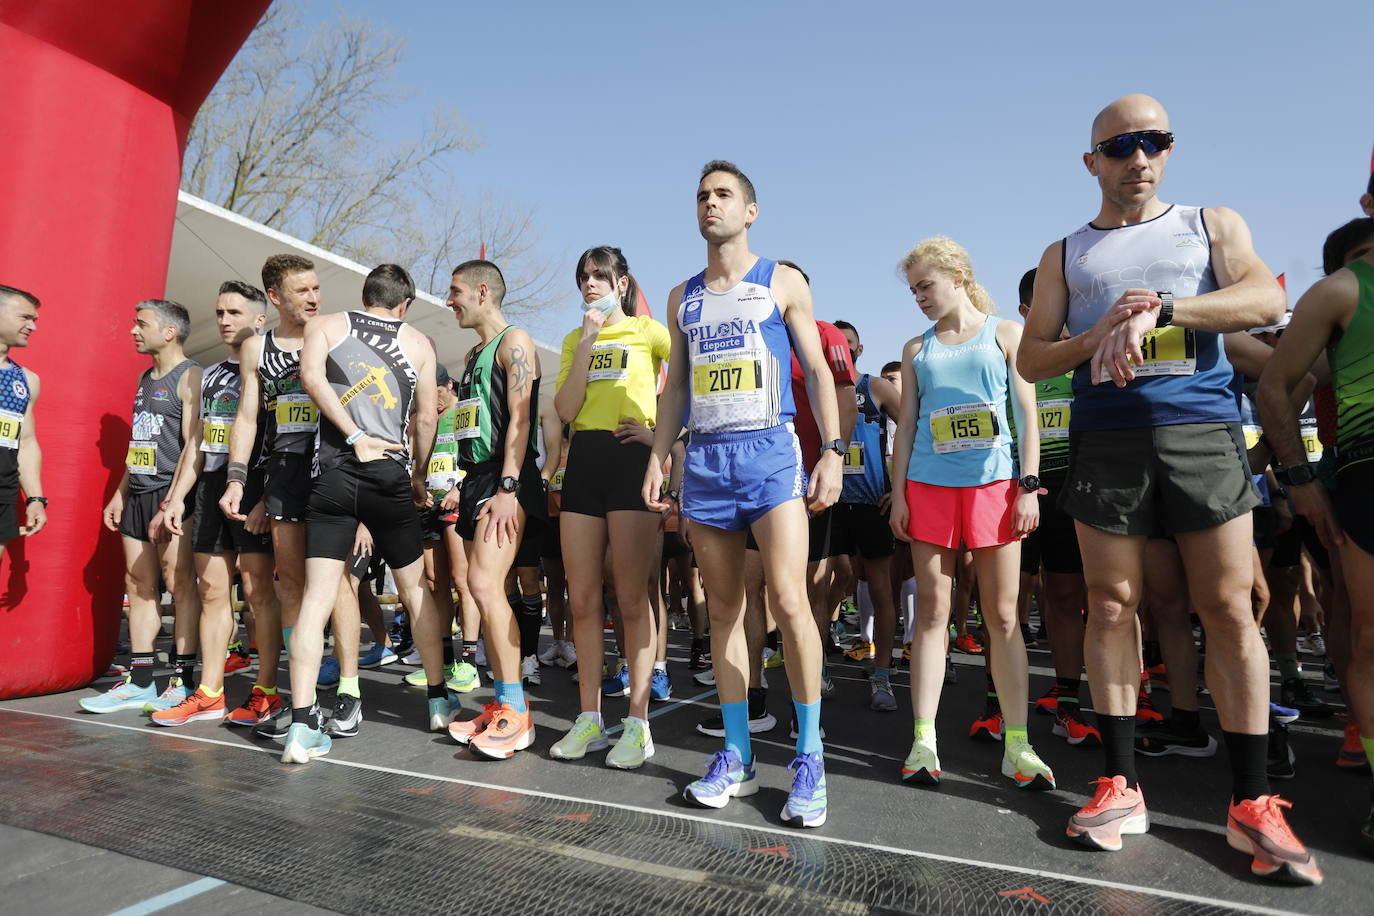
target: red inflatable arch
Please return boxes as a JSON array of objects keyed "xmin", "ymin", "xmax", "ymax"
[{"xmin": 0, "ymin": 1, "xmax": 270, "ymax": 698}]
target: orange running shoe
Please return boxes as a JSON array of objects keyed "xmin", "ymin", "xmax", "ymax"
[
  {"xmin": 1337, "ymin": 718, "xmax": 1368, "ymax": 769},
  {"xmin": 224, "ymin": 644, "xmax": 252, "ymax": 674},
  {"xmin": 1034, "ymin": 684, "xmax": 1061, "ymax": 715},
  {"xmin": 225, "ymin": 687, "xmax": 281, "ymax": 726},
  {"xmin": 448, "ymin": 701, "xmax": 501, "ymax": 746},
  {"xmin": 1066, "ymin": 776, "xmax": 1149, "ymax": 851},
  {"xmin": 954, "ymin": 633, "xmax": 984, "ymax": 655},
  {"xmin": 469, "ymin": 703, "xmax": 534, "ymax": 759},
  {"xmin": 969, "ymin": 703, "xmax": 1004, "ymax": 742},
  {"xmin": 1227, "ymin": 795, "xmax": 1323, "ymax": 885},
  {"xmin": 844, "ymin": 640, "xmax": 874, "ymax": 661},
  {"xmin": 1135, "ymin": 689, "xmax": 1164, "ymax": 725},
  {"xmin": 151, "ymin": 687, "xmax": 227, "ymax": 727},
  {"xmin": 1053, "ymin": 707, "xmax": 1102, "ymax": 746}
]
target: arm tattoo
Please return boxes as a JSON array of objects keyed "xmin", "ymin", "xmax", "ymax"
[{"xmin": 507, "ymin": 344, "xmax": 533, "ymax": 394}]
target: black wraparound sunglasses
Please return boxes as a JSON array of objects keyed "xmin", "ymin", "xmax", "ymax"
[{"xmin": 1092, "ymin": 130, "xmax": 1175, "ymax": 158}]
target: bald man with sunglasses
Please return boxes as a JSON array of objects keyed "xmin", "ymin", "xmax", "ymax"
[{"xmin": 1018, "ymin": 94, "xmax": 1321, "ymax": 885}]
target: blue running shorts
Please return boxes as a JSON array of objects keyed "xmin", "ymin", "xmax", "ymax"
[{"xmin": 682, "ymin": 424, "xmax": 807, "ymax": 531}]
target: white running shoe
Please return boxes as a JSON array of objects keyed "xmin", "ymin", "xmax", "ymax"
[
  {"xmin": 475, "ymin": 639, "xmax": 487, "ymax": 667},
  {"xmin": 537, "ymin": 641, "xmax": 561, "ymax": 666},
  {"xmin": 521, "ymin": 654, "xmax": 541, "ymax": 686},
  {"xmin": 557, "ymin": 640, "xmax": 577, "ymax": 668}
]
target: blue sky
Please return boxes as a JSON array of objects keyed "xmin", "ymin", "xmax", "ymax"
[{"xmin": 299, "ymin": 0, "xmax": 1370, "ymax": 374}]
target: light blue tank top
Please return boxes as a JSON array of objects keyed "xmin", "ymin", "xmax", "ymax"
[
  {"xmin": 907, "ymin": 315, "xmax": 1015, "ymax": 487},
  {"xmin": 1063, "ymin": 205, "xmax": 1237, "ymax": 429}
]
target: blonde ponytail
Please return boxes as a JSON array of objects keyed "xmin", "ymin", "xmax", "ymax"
[{"xmin": 896, "ymin": 236, "xmax": 997, "ymax": 315}]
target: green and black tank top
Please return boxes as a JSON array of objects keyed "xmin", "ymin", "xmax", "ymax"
[{"xmin": 455, "ymin": 325, "xmax": 539, "ymax": 471}]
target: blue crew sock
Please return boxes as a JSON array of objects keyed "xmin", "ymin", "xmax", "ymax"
[
  {"xmin": 494, "ymin": 680, "xmax": 527, "ymax": 713},
  {"xmin": 793, "ymin": 699, "xmax": 823, "ymax": 755},
  {"xmin": 720, "ymin": 700, "xmax": 752, "ymax": 764},
  {"xmin": 874, "ymin": 667, "xmax": 890, "ymax": 680}
]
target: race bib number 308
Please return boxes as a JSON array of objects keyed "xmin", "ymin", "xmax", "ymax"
[{"xmin": 453, "ymin": 398, "xmax": 482, "ymax": 440}]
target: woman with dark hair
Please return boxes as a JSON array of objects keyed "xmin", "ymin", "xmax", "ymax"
[{"xmin": 550, "ymin": 246, "xmax": 671, "ymax": 769}]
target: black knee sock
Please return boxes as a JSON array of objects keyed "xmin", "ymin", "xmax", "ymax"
[
  {"xmin": 518, "ymin": 594, "xmax": 543, "ymax": 659},
  {"xmin": 984, "ymin": 668, "xmax": 1000, "ymax": 711},
  {"xmin": 765, "ymin": 630, "xmax": 779, "ymax": 651},
  {"xmin": 1173, "ymin": 706, "xmax": 1200, "ymax": 733},
  {"xmin": 1097, "ymin": 714, "xmax": 1138, "ymax": 788},
  {"xmin": 1223, "ymin": 731, "xmax": 1269, "ymax": 803},
  {"xmin": 1142, "ymin": 639, "xmax": 1162, "ymax": 669},
  {"xmin": 1056, "ymin": 676, "xmax": 1080, "ymax": 704},
  {"xmin": 130, "ymin": 652, "xmax": 156, "ymax": 689},
  {"xmin": 173, "ymin": 653, "xmax": 197, "ymax": 692},
  {"xmin": 442, "ymin": 636, "xmax": 455, "ymax": 666}
]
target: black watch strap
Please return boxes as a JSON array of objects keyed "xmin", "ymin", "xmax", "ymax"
[
  {"xmin": 1275, "ymin": 464, "xmax": 1316, "ymax": 487},
  {"xmin": 25, "ymin": 496, "xmax": 47, "ymax": 506},
  {"xmin": 821, "ymin": 439, "xmax": 846, "ymax": 456},
  {"xmin": 1155, "ymin": 291, "xmax": 1174, "ymax": 328},
  {"xmin": 499, "ymin": 475, "xmax": 519, "ymax": 493}
]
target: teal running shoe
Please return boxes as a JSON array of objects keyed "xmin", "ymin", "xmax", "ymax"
[{"xmin": 79, "ymin": 676, "xmax": 157, "ymax": 714}]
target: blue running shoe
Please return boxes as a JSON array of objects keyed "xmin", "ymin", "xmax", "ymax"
[
  {"xmin": 79, "ymin": 676, "xmax": 157, "ymax": 714},
  {"xmin": 650, "ymin": 667, "xmax": 672, "ymax": 702},
  {"xmin": 683, "ymin": 749, "xmax": 758, "ymax": 809},
  {"xmin": 1269, "ymin": 700, "xmax": 1299, "ymax": 725},
  {"xmin": 143, "ymin": 678, "xmax": 188, "ymax": 713},
  {"xmin": 358, "ymin": 643, "xmax": 397, "ymax": 669},
  {"xmin": 782, "ymin": 751, "xmax": 828, "ymax": 828},
  {"xmin": 601, "ymin": 662, "xmax": 630, "ymax": 697},
  {"xmin": 318, "ymin": 657, "xmax": 341, "ymax": 687},
  {"xmin": 281, "ymin": 721, "xmax": 332, "ymax": 764}
]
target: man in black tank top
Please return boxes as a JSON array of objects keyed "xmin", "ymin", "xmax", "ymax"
[
  {"xmin": 218, "ymin": 254, "xmax": 320, "ymax": 734},
  {"xmin": 0, "ymin": 284, "xmax": 46, "ymax": 556},
  {"xmin": 86, "ymin": 301, "xmax": 203, "ymax": 715},
  {"xmin": 279, "ymin": 263, "xmax": 449, "ymax": 763},
  {"xmin": 154, "ymin": 282, "xmax": 278, "ymax": 727}
]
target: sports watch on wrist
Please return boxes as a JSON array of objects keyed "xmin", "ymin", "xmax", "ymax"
[
  {"xmin": 25, "ymin": 496, "xmax": 47, "ymax": 507},
  {"xmin": 1274, "ymin": 464, "xmax": 1316, "ymax": 487},
  {"xmin": 1017, "ymin": 475, "xmax": 1041, "ymax": 493},
  {"xmin": 821, "ymin": 439, "xmax": 846, "ymax": 457},
  {"xmin": 498, "ymin": 475, "xmax": 519, "ymax": 494},
  {"xmin": 1154, "ymin": 291, "xmax": 1174, "ymax": 328}
]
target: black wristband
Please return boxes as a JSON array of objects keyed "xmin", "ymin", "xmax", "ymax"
[{"xmin": 226, "ymin": 462, "xmax": 248, "ymax": 486}]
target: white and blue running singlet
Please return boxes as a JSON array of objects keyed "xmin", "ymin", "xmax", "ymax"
[
  {"xmin": 677, "ymin": 258, "xmax": 794, "ymax": 434},
  {"xmin": 1063, "ymin": 204, "xmax": 1237, "ymax": 429},
  {"xmin": 840, "ymin": 374, "xmax": 888, "ymax": 505}
]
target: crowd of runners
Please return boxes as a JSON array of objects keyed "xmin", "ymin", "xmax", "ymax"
[{"xmin": 5, "ymin": 94, "xmax": 1372, "ymax": 887}]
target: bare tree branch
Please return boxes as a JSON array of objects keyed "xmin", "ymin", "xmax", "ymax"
[{"xmin": 182, "ymin": 0, "xmax": 558, "ymax": 316}]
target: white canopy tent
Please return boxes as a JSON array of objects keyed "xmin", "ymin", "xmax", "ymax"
[{"xmin": 166, "ymin": 191, "xmax": 561, "ymax": 380}]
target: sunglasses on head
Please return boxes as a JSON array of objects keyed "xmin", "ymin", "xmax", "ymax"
[{"xmin": 1092, "ymin": 130, "xmax": 1175, "ymax": 158}]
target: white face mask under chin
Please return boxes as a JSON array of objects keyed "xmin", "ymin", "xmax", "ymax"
[{"xmin": 584, "ymin": 290, "xmax": 621, "ymax": 317}]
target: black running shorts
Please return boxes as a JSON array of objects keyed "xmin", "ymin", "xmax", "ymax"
[
  {"xmin": 1021, "ymin": 472, "xmax": 1082, "ymax": 575},
  {"xmin": 560, "ymin": 430, "xmax": 653, "ymax": 517},
  {"xmin": 0, "ymin": 501, "xmax": 18, "ymax": 544},
  {"xmin": 193, "ymin": 468, "xmax": 272, "ymax": 554},
  {"xmin": 263, "ymin": 452, "xmax": 312, "ymax": 522},
  {"xmin": 828, "ymin": 501, "xmax": 895, "ymax": 560},
  {"xmin": 120, "ymin": 486, "xmax": 171, "ymax": 543},
  {"xmin": 1059, "ymin": 422, "xmax": 1259, "ymax": 537},
  {"xmin": 306, "ymin": 457, "xmax": 423, "ymax": 570},
  {"xmin": 456, "ymin": 457, "xmax": 548, "ymax": 542}
]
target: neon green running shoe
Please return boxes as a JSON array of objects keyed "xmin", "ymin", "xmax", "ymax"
[
  {"xmin": 550, "ymin": 712, "xmax": 610, "ymax": 761},
  {"xmin": 404, "ymin": 660, "xmax": 480, "ymax": 692},
  {"xmin": 1002, "ymin": 740, "xmax": 1056, "ymax": 790},
  {"xmin": 605, "ymin": 718, "xmax": 655, "ymax": 770}
]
